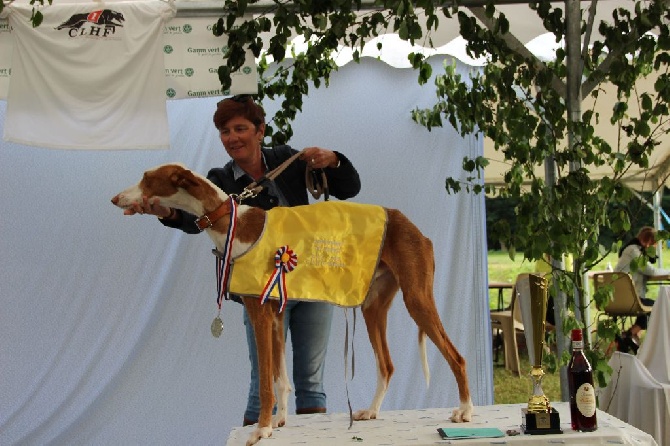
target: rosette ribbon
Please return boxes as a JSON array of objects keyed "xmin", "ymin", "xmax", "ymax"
[{"xmin": 260, "ymin": 246, "xmax": 298, "ymax": 313}]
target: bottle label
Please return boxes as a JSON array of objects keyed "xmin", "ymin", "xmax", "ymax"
[
  {"xmin": 572, "ymin": 340, "xmax": 583, "ymax": 349},
  {"xmin": 576, "ymin": 383, "xmax": 596, "ymax": 417}
]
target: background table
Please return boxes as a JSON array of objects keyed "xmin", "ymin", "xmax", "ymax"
[
  {"xmin": 649, "ymin": 273, "xmax": 670, "ymax": 286},
  {"xmin": 489, "ymin": 281, "xmax": 514, "ymax": 311},
  {"xmin": 226, "ymin": 402, "xmax": 657, "ymax": 445}
]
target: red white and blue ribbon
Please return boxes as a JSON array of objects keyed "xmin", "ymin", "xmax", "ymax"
[
  {"xmin": 260, "ymin": 246, "xmax": 298, "ymax": 313},
  {"xmin": 215, "ymin": 197, "xmax": 238, "ymax": 311}
]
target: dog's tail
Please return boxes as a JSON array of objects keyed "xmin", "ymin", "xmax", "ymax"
[{"xmin": 419, "ymin": 330, "xmax": 430, "ymax": 387}]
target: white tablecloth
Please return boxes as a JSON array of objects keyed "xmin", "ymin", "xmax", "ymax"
[
  {"xmin": 226, "ymin": 402, "xmax": 657, "ymax": 445},
  {"xmin": 638, "ymin": 286, "xmax": 670, "ymax": 383},
  {"xmin": 601, "ymin": 286, "xmax": 670, "ymax": 446}
]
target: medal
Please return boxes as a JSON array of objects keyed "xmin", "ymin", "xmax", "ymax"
[
  {"xmin": 211, "ymin": 316, "xmax": 224, "ymax": 338},
  {"xmin": 211, "ymin": 198, "xmax": 238, "ymax": 340}
]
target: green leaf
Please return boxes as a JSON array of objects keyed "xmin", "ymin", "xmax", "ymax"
[{"xmin": 31, "ymin": 10, "xmax": 44, "ymax": 28}]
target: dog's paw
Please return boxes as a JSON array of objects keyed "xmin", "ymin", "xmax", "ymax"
[
  {"xmin": 353, "ymin": 409, "xmax": 377, "ymax": 421},
  {"xmin": 272, "ymin": 414, "xmax": 286, "ymax": 428},
  {"xmin": 246, "ymin": 426, "xmax": 272, "ymax": 446},
  {"xmin": 450, "ymin": 400, "xmax": 474, "ymax": 423}
]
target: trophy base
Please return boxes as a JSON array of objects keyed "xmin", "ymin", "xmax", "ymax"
[{"xmin": 521, "ymin": 408, "xmax": 563, "ymax": 435}]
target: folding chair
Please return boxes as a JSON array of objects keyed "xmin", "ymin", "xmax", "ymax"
[
  {"xmin": 490, "ymin": 273, "xmax": 528, "ymax": 375},
  {"xmin": 593, "ymin": 272, "xmax": 653, "ymax": 332}
]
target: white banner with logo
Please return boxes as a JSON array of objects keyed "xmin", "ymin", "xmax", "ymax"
[
  {"xmin": 162, "ymin": 17, "xmax": 257, "ymax": 100},
  {"xmin": 1, "ymin": 1, "xmax": 176, "ymax": 149},
  {"xmin": 0, "ymin": 15, "xmax": 258, "ymax": 102}
]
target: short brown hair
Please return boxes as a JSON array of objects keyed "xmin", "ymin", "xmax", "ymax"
[
  {"xmin": 213, "ymin": 95, "xmax": 265, "ymax": 130},
  {"xmin": 637, "ymin": 226, "xmax": 657, "ymax": 246}
]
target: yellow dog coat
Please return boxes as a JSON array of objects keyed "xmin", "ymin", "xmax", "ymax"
[{"xmin": 228, "ymin": 201, "xmax": 387, "ymax": 307}]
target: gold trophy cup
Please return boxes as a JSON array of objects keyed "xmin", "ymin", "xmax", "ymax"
[{"xmin": 518, "ymin": 273, "xmax": 562, "ymax": 434}]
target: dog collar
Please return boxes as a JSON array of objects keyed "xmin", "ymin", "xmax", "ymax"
[{"xmin": 195, "ymin": 200, "xmax": 232, "ymax": 231}]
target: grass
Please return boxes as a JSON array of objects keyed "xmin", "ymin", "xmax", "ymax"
[{"xmin": 493, "ymin": 353, "xmax": 562, "ymax": 404}]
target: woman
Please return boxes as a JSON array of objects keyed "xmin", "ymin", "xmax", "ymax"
[
  {"xmin": 614, "ymin": 226, "xmax": 669, "ymax": 353},
  {"xmin": 126, "ymin": 95, "xmax": 362, "ymax": 425}
]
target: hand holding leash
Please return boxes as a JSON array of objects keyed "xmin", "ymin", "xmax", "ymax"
[
  {"xmin": 241, "ymin": 147, "xmax": 334, "ymax": 203},
  {"xmin": 300, "ymin": 147, "xmax": 340, "ymax": 169}
]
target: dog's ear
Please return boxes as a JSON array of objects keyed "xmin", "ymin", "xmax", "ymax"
[{"xmin": 170, "ymin": 169, "xmax": 200, "ymax": 190}]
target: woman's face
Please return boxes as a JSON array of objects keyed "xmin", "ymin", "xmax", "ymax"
[{"xmin": 219, "ymin": 116, "xmax": 265, "ymax": 164}]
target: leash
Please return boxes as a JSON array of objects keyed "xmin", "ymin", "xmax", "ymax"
[
  {"xmin": 344, "ymin": 308, "xmax": 357, "ymax": 428},
  {"xmin": 237, "ymin": 148, "xmax": 329, "ymax": 203}
]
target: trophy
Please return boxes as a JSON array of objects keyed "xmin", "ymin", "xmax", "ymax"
[{"xmin": 517, "ymin": 273, "xmax": 562, "ymax": 434}]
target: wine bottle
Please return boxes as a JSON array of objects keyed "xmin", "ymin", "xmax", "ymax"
[{"xmin": 568, "ymin": 328, "xmax": 597, "ymax": 431}]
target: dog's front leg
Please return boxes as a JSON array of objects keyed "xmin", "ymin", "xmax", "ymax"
[
  {"xmin": 244, "ymin": 300, "xmax": 275, "ymax": 446},
  {"xmin": 271, "ymin": 304, "xmax": 291, "ymax": 428}
]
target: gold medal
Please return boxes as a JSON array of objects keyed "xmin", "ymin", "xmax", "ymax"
[{"xmin": 211, "ymin": 316, "xmax": 224, "ymax": 338}]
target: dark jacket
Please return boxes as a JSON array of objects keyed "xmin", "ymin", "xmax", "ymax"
[{"xmin": 161, "ymin": 145, "xmax": 361, "ymax": 234}]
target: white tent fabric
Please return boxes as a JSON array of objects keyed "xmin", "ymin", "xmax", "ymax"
[{"xmin": 0, "ymin": 55, "xmax": 492, "ymax": 445}]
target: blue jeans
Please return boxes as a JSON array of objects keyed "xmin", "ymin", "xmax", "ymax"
[{"xmin": 243, "ymin": 300, "xmax": 333, "ymax": 423}]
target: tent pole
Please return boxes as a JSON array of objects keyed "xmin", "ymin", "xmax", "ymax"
[
  {"xmin": 557, "ymin": 0, "xmax": 584, "ymax": 403},
  {"xmin": 654, "ymin": 189, "xmax": 663, "ymax": 267}
]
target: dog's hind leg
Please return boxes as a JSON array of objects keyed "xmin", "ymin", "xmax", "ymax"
[
  {"xmin": 244, "ymin": 299, "xmax": 276, "ymax": 445},
  {"xmin": 354, "ymin": 270, "xmax": 399, "ymax": 421},
  {"xmin": 398, "ymin": 258, "xmax": 473, "ymax": 423},
  {"xmin": 417, "ymin": 323, "xmax": 472, "ymax": 422},
  {"xmin": 382, "ymin": 210, "xmax": 473, "ymax": 423},
  {"xmin": 271, "ymin": 306, "xmax": 291, "ymax": 429}
]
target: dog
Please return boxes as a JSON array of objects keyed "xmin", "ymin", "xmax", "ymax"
[{"xmin": 111, "ymin": 163, "xmax": 473, "ymax": 446}]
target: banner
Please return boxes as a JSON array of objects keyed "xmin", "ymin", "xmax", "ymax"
[
  {"xmin": 162, "ymin": 17, "xmax": 257, "ymax": 100},
  {"xmin": 2, "ymin": 1, "xmax": 175, "ymax": 149}
]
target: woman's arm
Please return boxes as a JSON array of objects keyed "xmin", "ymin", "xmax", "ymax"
[{"xmin": 322, "ymin": 151, "xmax": 361, "ymax": 200}]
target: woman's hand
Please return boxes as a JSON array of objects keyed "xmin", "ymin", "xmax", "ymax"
[
  {"xmin": 124, "ymin": 196, "xmax": 173, "ymax": 218},
  {"xmin": 301, "ymin": 147, "xmax": 339, "ymax": 169}
]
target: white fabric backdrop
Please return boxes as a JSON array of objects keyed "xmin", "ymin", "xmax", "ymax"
[{"xmin": 0, "ymin": 55, "xmax": 492, "ymax": 445}]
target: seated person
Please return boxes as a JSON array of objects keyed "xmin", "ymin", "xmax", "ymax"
[{"xmin": 614, "ymin": 226, "xmax": 670, "ymax": 353}]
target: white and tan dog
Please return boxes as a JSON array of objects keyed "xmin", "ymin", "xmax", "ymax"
[{"xmin": 111, "ymin": 163, "xmax": 473, "ymax": 446}]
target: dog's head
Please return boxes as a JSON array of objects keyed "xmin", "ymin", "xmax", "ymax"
[{"xmin": 111, "ymin": 163, "xmax": 226, "ymax": 215}]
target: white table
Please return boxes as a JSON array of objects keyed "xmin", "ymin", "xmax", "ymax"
[{"xmin": 226, "ymin": 402, "xmax": 657, "ymax": 445}]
